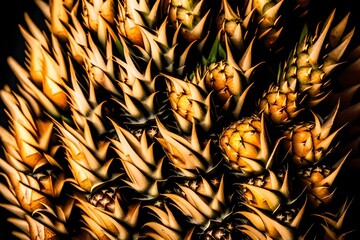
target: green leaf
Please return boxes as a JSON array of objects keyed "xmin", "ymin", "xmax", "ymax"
[
  {"xmin": 202, "ymin": 56, "xmax": 208, "ymax": 66},
  {"xmin": 115, "ymin": 38, "xmax": 125, "ymax": 59},
  {"xmin": 205, "ymin": 36, "xmax": 227, "ymax": 65},
  {"xmin": 299, "ymin": 24, "xmax": 308, "ymax": 44},
  {"xmin": 277, "ymin": 62, "xmax": 283, "ymax": 83},
  {"xmin": 218, "ymin": 42, "xmax": 226, "ymax": 60},
  {"xmin": 208, "ymin": 36, "xmax": 221, "ymax": 64}
]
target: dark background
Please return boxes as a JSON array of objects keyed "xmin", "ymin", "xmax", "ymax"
[
  {"xmin": 0, "ymin": 0, "xmax": 359, "ymax": 239},
  {"xmin": 0, "ymin": 1, "xmax": 42, "ymax": 92}
]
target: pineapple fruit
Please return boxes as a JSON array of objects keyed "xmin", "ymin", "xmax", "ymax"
[{"xmin": 0, "ymin": 0, "xmax": 359, "ymax": 239}]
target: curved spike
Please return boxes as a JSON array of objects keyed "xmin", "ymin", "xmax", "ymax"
[
  {"xmin": 238, "ymin": 211, "xmax": 266, "ymax": 231},
  {"xmin": 232, "ymin": 83, "xmax": 254, "ymax": 118},
  {"xmin": 309, "ymin": 9, "xmax": 336, "ymax": 64},
  {"xmin": 225, "ymin": 34, "xmax": 241, "ymax": 71},
  {"xmin": 212, "ymin": 175, "xmax": 226, "ymax": 209},
  {"xmin": 279, "ymin": 167, "xmax": 290, "ymax": 198},
  {"xmin": 329, "ymin": 12, "xmax": 350, "ymax": 47},
  {"xmin": 241, "ymin": 224, "xmax": 268, "ymax": 240},
  {"xmin": 267, "ymin": 170, "xmax": 281, "ymax": 190},
  {"xmin": 162, "ymin": 193, "xmax": 206, "ymax": 225},
  {"xmin": 179, "ymin": 185, "xmax": 215, "ymax": 218},
  {"xmin": 8, "ymin": 57, "xmax": 61, "ymax": 117},
  {"xmin": 145, "ymin": 204, "xmax": 181, "ymax": 231},
  {"xmin": 143, "ymin": 222, "xmax": 181, "ymax": 240},
  {"xmin": 239, "ymin": 37, "xmax": 255, "ymax": 72},
  {"xmin": 319, "ymin": 151, "xmax": 349, "ymax": 186},
  {"xmin": 259, "ymin": 113, "xmax": 269, "ymax": 161},
  {"xmin": 313, "ymin": 198, "xmax": 353, "ymax": 230},
  {"xmin": 245, "ymin": 204, "xmax": 294, "ymax": 240},
  {"xmin": 264, "ymin": 0, "xmax": 284, "ymax": 23},
  {"xmin": 327, "ymin": 28, "xmax": 354, "ymax": 63},
  {"xmin": 290, "ymin": 197, "xmax": 307, "ymax": 228},
  {"xmin": 184, "ymin": 9, "xmax": 211, "ymax": 43},
  {"xmin": 242, "ymin": 184, "xmax": 282, "ymax": 211}
]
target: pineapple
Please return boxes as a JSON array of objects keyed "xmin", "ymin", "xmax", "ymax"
[
  {"xmin": 1, "ymin": 0, "xmax": 359, "ymax": 239},
  {"xmin": 282, "ymin": 101, "xmax": 343, "ymax": 166},
  {"xmin": 117, "ymin": 0, "xmax": 163, "ymax": 47},
  {"xmin": 159, "ymin": 175, "xmax": 239, "ymax": 239},
  {"xmin": 156, "ymin": 117, "xmax": 215, "ymax": 177},
  {"xmin": 199, "ymin": 29, "xmax": 258, "ymax": 120},
  {"xmin": 166, "ymin": 0, "xmax": 212, "ymax": 43},
  {"xmin": 0, "ymin": 86, "xmax": 70, "ymax": 238},
  {"xmin": 279, "ymin": 9, "xmax": 354, "ymax": 107},
  {"xmin": 237, "ymin": 169, "xmax": 308, "ymax": 240},
  {"xmin": 296, "ymin": 152, "xmax": 349, "ymax": 208},
  {"xmin": 258, "ymin": 82, "xmax": 303, "ymax": 125},
  {"xmin": 164, "ymin": 74, "xmax": 214, "ymax": 133},
  {"xmin": 259, "ymin": 10, "xmax": 354, "ymax": 125},
  {"xmin": 215, "ymin": 0, "xmax": 255, "ymax": 51},
  {"xmin": 251, "ymin": 0, "xmax": 285, "ymax": 49},
  {"xmin": 219, "ymin": 114, "xmax": 278, "ymax": 175},
  {"xmin": 311, "ymin": 197, "xmax": 354, "ymax": 239}
]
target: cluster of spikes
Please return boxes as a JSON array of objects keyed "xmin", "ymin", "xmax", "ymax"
[{"xmin": 0, "ymin": 0, "xmax": 359, "ymax": 239}]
